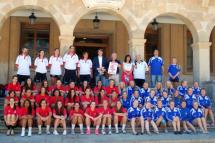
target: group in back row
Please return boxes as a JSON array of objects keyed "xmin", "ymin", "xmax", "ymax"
[{"xmin": 15, "ymin": 45, "xmax": 178, "ymax": 88}]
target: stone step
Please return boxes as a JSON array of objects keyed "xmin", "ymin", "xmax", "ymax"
[{"xmin": 0, "ymin": 126, "xmax": 215, "ymax": 134}]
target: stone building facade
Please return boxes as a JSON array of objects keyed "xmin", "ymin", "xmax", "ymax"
[{"xmin": 0, "ymin": 0, "xmax": 215, "ymax": 84}]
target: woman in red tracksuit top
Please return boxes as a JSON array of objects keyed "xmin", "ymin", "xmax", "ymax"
[{"xmin": 19, "ymin": 99, "xmax": 35, "ymax": 137}]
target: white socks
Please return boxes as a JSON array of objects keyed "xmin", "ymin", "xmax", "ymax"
[
  {"xmin": 72, "ymin": 124, "xmax": 75, "ymax": 130},
  {"xmin": 122, "ymin": 124, "xmax": 126, "ymax": 130},
  {"xmin": 21, "ymin": 128, "xmax": 25, "ymax": 137},
  {"xmin": 28, "ymin": 127, "xmax": 32, "ymax": 136},
  {"xmin": 115, "ymin": 124, "xmax": 119, "ymax": 132}
]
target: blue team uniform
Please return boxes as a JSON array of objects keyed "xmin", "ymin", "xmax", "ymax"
[
  {"xmin": 198, "ymin": 95, "xmax": 212, "ymax": 108},
  {"xmin": 121, "ymin": 98, "xmax": 130, "ymax": 110},
  {"xmin": 161, "ymin": 96, "xmax": 170, "ymax": 108},
  {"xmin": 192, "ymin": 87, "xmax": 201, "ymax": 97},
  {"xmin": 127, "ymin": 107, "xmax": 141, "ymax": 120},
  {"xmin": 126, "ymin": 86, "xmax": 139, "ymax": 100},
  {"xmin": 130, "ymin": 96, "xmax": 144, "ymax": 107},
  {"xmin": 179, "ymin": 107, "xmax": 191, "ymax": 121},
  {"xmin": 141, "ymin": 107, "xmax": 154, "ymax": 121},
  {"xmin": 168, "ymin": 64, "xmax": 181, "ymax": 81},
  {"xmin": 177, "ymin": 86, "xmax": 188, "ymax": 98},
  {"xmin": 166, "ymin": 107, "xmax": 181, "ymax": 122},
  {"xmin": 145, "ymin": 96, "xmax": 158, "ymax": 107},
  {"xmin": 139, "ymin": 88, "xmax": 150, "ymax": 99},
  {"xmin": 173, "ymin": 97, "xmax": 182, "ymax": 108},
  {"xmin": 154, "ymin": 107, "xmax": 166, "ymax": 121},
  {"xmin": 165, "ymin": 87, "xmax": 175, "ymax": 96},
  {"xmin": 190, "ymin": 108, "xmax": 204, "ymax": 121},
  {"xmin": 155, "ymin": 89, "xmax": 162, "ymax": 97},
  {"xmin": 184, "ymin": 94, "xmax": 197, "ymax": 109},
  {"xmin": 148, "ymin": 56, "xmax": 164, "ymax": 75}
]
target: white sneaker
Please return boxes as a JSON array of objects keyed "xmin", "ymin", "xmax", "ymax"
[
  {"xmin": 21, "ymin": 129, "xmax": 25, "ymax": 137},
  {"xmin": 38, "ymin": 130, "xmax": 42, "ymax": 135},
  {"xmin": 53, "ymin": 130, "xmax": 59, "ymax": 135},
  {"xmin": 80, "ymin": 130, "xmax": 84, "ymax": 135},
  {"xmin": 115, "ymin": 129, "xmax": 119, "ymax": 134},
  {"xmin": 63, "ymin": 130, "xmax": 67, "ymax": 135},
  {"xmin": 46, "ymin": 130, "xmax": 50, "ymax": 135},
  {"xmin": 108, "ymin": 130, "xmax": 112, "ymax": 135},
  {"xmin": 6, "ymin": 130, "xmax": 10, "ymax": 136},
  {"xmin": 102, "ymin": 130, "xmax": 106, "ymax": 135},
  {"xmin": 28, "ymin": 130, "xmax": 32, "ymax": 137},
  {"xmin": 71, "ymin": 129, "xmax": 75, "ymax": 135},
  {"xmin": 122, "ymin": 129, "xmax": 126, "ymax": 134}
]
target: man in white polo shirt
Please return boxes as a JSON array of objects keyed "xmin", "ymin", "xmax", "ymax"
[
  {"xmin": 62, "ymin": 46, "xmax": 79, "ymax": 85},
  {"xmin": 133, "ymin": 54, "xmax": 149, "ymax": 87},
  {"xmin": 78, "ymin": 51, "xmax": 92, "ymax": 84},
  {"xmin": 15, "ymin": 48, "xmax": 32, "ymax": 84}
]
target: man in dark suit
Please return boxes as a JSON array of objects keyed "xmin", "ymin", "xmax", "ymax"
[{"xmin": 92, "ymin": 49, "xmax": 107, "ymax": 86}]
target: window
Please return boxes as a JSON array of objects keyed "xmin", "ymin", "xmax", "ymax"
[
  {"xmin": 20, "ymin": 23, "xmax": 50, "ymax": 61},
  {"xmin": 186, "ymin": 30, "xmax": 193, "ymax": 72}
]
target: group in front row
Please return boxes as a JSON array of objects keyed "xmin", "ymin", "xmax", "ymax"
[{"xmin": 4, "ymin": 74, "xmax": 215, "ymax": 137}]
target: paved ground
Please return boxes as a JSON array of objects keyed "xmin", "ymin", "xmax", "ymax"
[{"xmin": 0, "ymin": 132, "xmax": 215, "ymax": 143}]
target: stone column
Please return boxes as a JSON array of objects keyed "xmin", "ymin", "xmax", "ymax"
[
  {"xmin": 128, "ymin": 38, "xmax": 146, "ymax": 60},
  {"xmin": 59, "ymin": 35, "xmax": 75, "ymax": 56},
  {"xmin": 192, "ymin": 41, "xmax": 211, "ymax": 84}
]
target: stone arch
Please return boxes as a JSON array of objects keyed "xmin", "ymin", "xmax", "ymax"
[
  {"xmin": 0, "ymin": 1, "xmax": 64, "ymax": 35},
  {"xmin": 140, "ymin": 11, "xmax": 199, "ymax": 43},
  {"xmin": 69, "ymin": 6, "xmax": 139, "ymax": 39}
]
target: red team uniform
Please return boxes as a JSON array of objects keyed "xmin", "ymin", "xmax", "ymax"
[{"xmin": 36, "ymin": 107, "xmax": 52, "ymax": 117}]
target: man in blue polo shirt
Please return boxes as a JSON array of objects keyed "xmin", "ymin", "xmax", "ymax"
[{"xmin": 148, "ymin": 49, "xmax": 164, "ymax": 87}]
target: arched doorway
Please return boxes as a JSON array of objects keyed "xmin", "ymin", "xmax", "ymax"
[
  {"xmin": 73, "ymin": 11, "xmax": 130, "ymax": 61},
  {"xmin": 0, "ymin": 7, "xmax": 60, "ymax": 84},
  {"xmin": 144, "ymin": 14, "xmax": 195, "ymax": 82},
  {"xmin": 209, "ymin": 27, "xmax": 215, "ymax": 80}
]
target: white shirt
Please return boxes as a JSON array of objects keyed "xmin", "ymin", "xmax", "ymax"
[
  {"xmin": 34, "ymin": 57, "xmax": 48, "ymax": 74},
  {"xmin": 123, "ymin": 62, "xmax": 133, "ymax": 71},
  {"xmin": 15, "ymin": 55, "xmax": 32, "ymax": 76},
  {"xmin": 49, "ymin": 56, "xmax": 63, "ymax": 75},
  {"xmin": 133, "ymin": 61, "xmax": 148, "ymax": 79},
  {"xmin": 78, "ymin": 59, "xmax": 92, "ymax": 75},
  {"xmin": 98, "ymin": 56, "xmax": 103, "ymax": 68},
  {"xmin": 63, "ymin": 53, "xmax": 79, "ymax": 70}
]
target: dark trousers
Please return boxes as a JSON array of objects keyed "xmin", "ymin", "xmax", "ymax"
[
  {"xmin": 17, "ymin": 74, "xmax": 30, "ymax": 84},
  {"xmin": 79, "ymin": 75, "xmax": 91, "ymax": 84},
  {"xmin": 134, "ymin": 79, "xmax": 145, "ymax": 87},
  {"xmin": 63, "ymin": 69, "xmax": 77, "ymax": 85}
]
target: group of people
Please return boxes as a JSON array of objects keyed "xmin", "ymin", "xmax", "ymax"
[{"xmin": 3, "ymin": 46, "xmax": 215, "ymax": 137}]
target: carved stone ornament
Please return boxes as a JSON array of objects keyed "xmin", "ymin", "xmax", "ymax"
[{"xmin": 82, "ymin": 0, "xmax": 125, "ymax": 10}]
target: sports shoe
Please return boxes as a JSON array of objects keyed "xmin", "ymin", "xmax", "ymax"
[
  {"xmin": 53, "ymin": 130, "xmax": 59, "ymax": 135},
  {"xmin": 102, "ymin": 130, "xmax": 106, "ymax": 135},
  {"xmin": 63, "ymin": 130, "xmax": 67, "ymax": 135},
  {"xmin": 46, "ymin": 130, "xmax": 51, "ymax": 135},
  {"xmin": 86, "ymin": 129, "xmax": 91, "ymax": 135},
  {"xmin": 38, "ymin": 130, "xmax": 42, "ymax": 135},
  {"xmin": 122, "ymin": 129, "xmax": 126, "ymax": 134},
  {"xmin": 108, "ymin": 130, "xmax": 112, "ymax": 135},
  {"xmin": 95, "ymin": 129, "xmax": 99, "ymax": 135},
  {"xmin": 10, "ymin": 130, "xmax": 14, "ymax": 135},
  {"xmin": 28, "ymin": 129, "xmax": 32, "ymax": 137},
  {"xmin": 6, "ymin": 130, "xmax": 10, "ymax": 136},
  {"xmin": 21, "ymin": 129, "xmax": 25, "ymax": 137},
  {"xmin": 80, "ymin": 130, "xmax": 84, "ymax": 135},
  {"xmin": 71, "ymin": 129, "xmax": 75, "ymax": 135}
]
